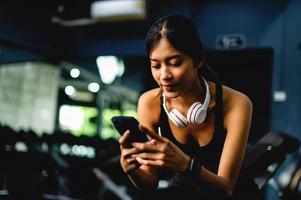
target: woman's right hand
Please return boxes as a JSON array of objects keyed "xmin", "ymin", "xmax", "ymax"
[{"xmin": 119, "ymin": 130, "xmax": 141, "ymax": 173}]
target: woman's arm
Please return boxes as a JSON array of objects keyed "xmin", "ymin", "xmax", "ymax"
[
  {"xmin": 119, "ymin": 130, "xmax": 158, "ymax": 189},
  {"xmin": 197, "ymin": 88, "xmax": 253, "ymax": 196},
  {"xmin": 120, "ymin": 89, "xmax": 161, "ymax": 190}
]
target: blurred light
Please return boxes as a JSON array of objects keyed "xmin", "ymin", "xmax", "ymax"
[
  {"xmin": 60, "ymin": 143, "xmax": 71, "ymax": 155},
  {"xmin": 59, "ymin": 105, "xmax": 84, "ymax": 131},
  {"xmin": 91, "ymin": 0, "xmax": 146, "ymax": 21},
  {"xmin": 96, "ymin": 56, "xmax": 125, "ymax": 84},
  {"xmin": 88, "ymin": 82, "xmax": 100, "ymax": 93},
  {"xmin": 41, "ymin": 170, "xmax": 48, "ymax": 178},
  {"xmin": 78, "ymin": 145, "xmax": 87, "ymax": 156},
  {"xmin": 15, "ymin": 142, "xmax": 27, "ymax": 152},
  {"xmin": 5, "ymin": 144, "xmax": 12, "ymax": 152},
  {"xmin": 158, "ymin": 180, "xmax": 169, "ymax": 189},
  {"xmin": 41, "ymin": 109, "xmax": 51, "ymax": 119},
  {"xmin": 70, "ymin": 68, "xmax": 80, "ymax": 78},
  {"xmin": 58, "ymin": 5, "xmax": 64, "ymax": 13},
  {"xmin": 65, "ymin": 85, "xmax": 76, "ymax": 96},
  {"xmin": 72, "ymin": 145, "xmax": 80, "ymax": 155},
  {"xmin": 69, "ymin": 91, "xmax": 94, "ymax": 102},
  {"xmin": 278, "ymin": 171, "xmax": 292, "ymax": 187},
  {"xmin": 41, "ymin": 142, "xmax": 49, "ymax": 153},
  {"xmin": 273, "ymin": 91, "xmax": 287, "ymax": 102},
  {"xmin": 86, "ymin": 147, "xmax": 96, "ymax": 158}
]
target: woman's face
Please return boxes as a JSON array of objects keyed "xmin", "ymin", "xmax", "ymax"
[{"xmin": 150, "ymin": 38, "xmax": 199, "ymax": 98}]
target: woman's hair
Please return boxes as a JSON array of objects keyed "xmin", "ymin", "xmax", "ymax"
[
  {"xmin": 145, "ymin": 14, "xmax": 220, "ymax": 82},
  {"xmin": 145, "ymin": 14, "xmax": 205, "ymax": 65}
]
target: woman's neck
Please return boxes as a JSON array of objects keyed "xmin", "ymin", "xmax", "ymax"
[{"xmin": 169, "ymin": 77, "xmax": 206, "ymax": 108}]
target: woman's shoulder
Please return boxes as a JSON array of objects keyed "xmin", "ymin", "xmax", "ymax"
[
  {"xmin": 138, "ymin": 88, "xmax": 162, "ymax": 106},
  {"xmin": 138, "ymin": 88, "xmax": 162, "ymax": 128},
  {"xmin": 222, "ymin": 84, "xmax": 251, "ymax": 102},
  {"xmin": 221, "ymin": 84, "xmax": 253, "ymax": 134},
  {"xmin": 221, "ymin": 84, "xmax": 253, "ymax": 112}
]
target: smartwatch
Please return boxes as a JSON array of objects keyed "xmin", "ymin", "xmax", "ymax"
[{"xmin": 185, "ymin": 157, "xmax": 202, "ymax": 179}]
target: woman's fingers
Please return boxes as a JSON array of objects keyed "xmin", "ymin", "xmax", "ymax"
[
  {"xmin": 122, "ymin": 146, "xmax": 143, "ymax": 159},
  {"xmin": 135, "ymin": 152, "xmax": 163, "ymax": 160},
  {"xmin": 135, "ymin": 155, "xmax": 180, "ymax": 171},
  {"xmin": 127, "ymin": 157, "xmax": 138, "ymax": 164},
  {"xmin": 122, "ymin": 156, "xmax": 141, "ymax": 173},
  {"xmin": 131, "ymin": 141, "xmax": 161, "ymax": 152},
  {"xmin": 136, "ymin": 156, "xmax": 164, "ymax": 167},
  {"xmin": 139, "ymin": 125, "xmax": 165, "ymax": 142},
  {"xmin": 119, "ymin": 130, "xmax": 130, "ymax": 147}
]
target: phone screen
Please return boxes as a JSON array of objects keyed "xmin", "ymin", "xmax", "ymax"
[{"xmin": 111, "ymin": 116, "xmax": 148, "ymax": 145}]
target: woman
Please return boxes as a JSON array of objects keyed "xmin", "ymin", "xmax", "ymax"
[{"xmin": 119, "ymin": 14, "xmax": 261, "ymax": 200}]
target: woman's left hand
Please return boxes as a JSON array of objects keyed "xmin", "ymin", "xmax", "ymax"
[{"xmin": 131, "ymin": 125, "xmax": 191, "ymax": 173}]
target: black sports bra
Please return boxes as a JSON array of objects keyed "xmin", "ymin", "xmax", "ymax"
[{"xmin": 158, "ymin": 81, "xmax": 226, "ymax": 173}]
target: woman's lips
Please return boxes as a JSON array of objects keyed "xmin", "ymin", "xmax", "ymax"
[{"xmin": 163, "ymin": 84, "xmax": 175, "ymax": 92}]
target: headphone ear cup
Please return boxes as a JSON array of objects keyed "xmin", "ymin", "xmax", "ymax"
[
  {"xmin": 170, "ymin": 108, "xmax": 188, "ymax": 128},
  {"xmin": 187, "ymin": 102, "xmax": 207, "ymax": 124}
]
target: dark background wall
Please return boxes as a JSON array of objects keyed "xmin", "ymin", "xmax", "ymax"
[
  {"xmin": 0, "ymin": 0, "xmax": 300, "ymax": 144},
  {"xmin": 192, "ymin": 0, "xmax": 301, "ymax": 141}
]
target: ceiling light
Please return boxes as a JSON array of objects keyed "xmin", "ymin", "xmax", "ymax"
[
  {"xmin": 70, "ymin": 68, "xmax": 80, "ymax": 78},
  {"xmin": 88, "ymin": 82, "xmax": 100, "ymax": 93}
]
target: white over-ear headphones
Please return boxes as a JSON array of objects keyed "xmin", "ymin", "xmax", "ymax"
[{"xmin": 162, "ymin": 78, "xmax": 210, "ymax": 128}]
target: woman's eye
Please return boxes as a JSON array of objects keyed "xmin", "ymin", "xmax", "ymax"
[
  {"xmin": 169, "ymin": 60, "xmax": 182, "ymax": 66},
  {"xmin": 151, "ymin": 64, "xmax": 160, "ymax": 69}
]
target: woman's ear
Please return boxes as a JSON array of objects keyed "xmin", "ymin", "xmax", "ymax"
[
  {"xmin": 198, "ymin": 60, "xmax": 205, "ymax": 68},
  {"xmin": 193, "ymin": 59, "xmax": 203, "ymax": 68}
]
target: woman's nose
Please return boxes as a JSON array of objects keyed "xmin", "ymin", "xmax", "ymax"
[{"xmin": 160, "ymin": 67, "xmax": 172, "ymax": 80}]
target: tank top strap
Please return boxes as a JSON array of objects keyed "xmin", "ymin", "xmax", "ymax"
[{"xmin": 214, "ymin": 81, "xmax": 225, "ymax": 134}]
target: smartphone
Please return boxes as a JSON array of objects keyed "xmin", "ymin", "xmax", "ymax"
[{"xmin": 111, "ymin": 116, "xmax": 148, "ymax": 145}]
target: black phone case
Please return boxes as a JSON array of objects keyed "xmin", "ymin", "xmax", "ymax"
[{"xmin": 111, "ymin": 116, "xmax": 148, "ymax": 144}]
